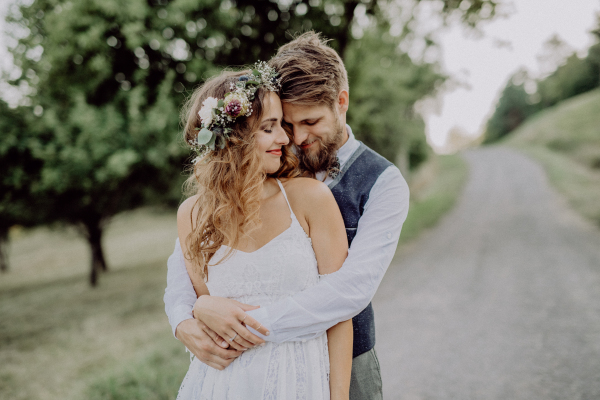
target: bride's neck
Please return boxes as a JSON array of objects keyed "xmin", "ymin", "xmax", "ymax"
[{"xmin": 261, "ymin": 177, "xmax": 279, "ymax": 201}]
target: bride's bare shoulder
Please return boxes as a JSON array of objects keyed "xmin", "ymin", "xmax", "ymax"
[
  {"xmin": 281, "ymin": 177, "xmax": 335, "ymax": 206},
  {"xmin": 177, "ymin": 194, "xmax": 201, "ymax": 227}
]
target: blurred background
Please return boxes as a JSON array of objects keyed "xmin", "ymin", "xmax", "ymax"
[{"xmin": 1, "ymin": 0, "xmax": 599, "ymax": 399}]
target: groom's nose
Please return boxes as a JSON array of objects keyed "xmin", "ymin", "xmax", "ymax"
[{"xmin": 293, "ymin": 126, "xmax": 309, "ymax": 146}]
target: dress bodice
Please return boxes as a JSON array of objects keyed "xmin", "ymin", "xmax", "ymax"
[{"xmin": 205, "ymin": 180, "xmax": 319, "ymax": 306}]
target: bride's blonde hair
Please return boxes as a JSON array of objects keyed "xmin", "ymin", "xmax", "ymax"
[{"xmin": 181, "ymin": 70, "xmax": 299, "ymax": 281}]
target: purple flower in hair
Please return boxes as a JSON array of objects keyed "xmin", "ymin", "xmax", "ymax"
[
  {"xmin": 225, "ymin": 99, "xmax": 243, "ymax": 117},
  {"xmin": 223, "ymin": 92, "xmax": 250, "ymax": 118}
]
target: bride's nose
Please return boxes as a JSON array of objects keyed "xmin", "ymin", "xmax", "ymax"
[{"xmin": 275, "ymin": 125, "xmax": 289, "ymax": 145}]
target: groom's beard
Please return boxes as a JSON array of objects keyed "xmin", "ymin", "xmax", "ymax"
[{"xmin": 297, "ymin": 122, "xmax": 344, "ymax": 177}]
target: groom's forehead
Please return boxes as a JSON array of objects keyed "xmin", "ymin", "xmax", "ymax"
[{"xmin": 282, "ymin": 103, "xmax": 330, "ymax": 122}]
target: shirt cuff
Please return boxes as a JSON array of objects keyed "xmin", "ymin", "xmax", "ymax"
[
  {"xmin": 171, "ymin": 306, "xmax": 194, "ymax": 338},
  {"xmin": 245, "ymin": 307, "xmax": 276, "ymax": 342}
]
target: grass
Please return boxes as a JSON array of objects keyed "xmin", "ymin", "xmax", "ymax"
[
  {"xmin": 504, "ymin": 88, "xmax": 600, "ymax": 226},
  {"xmin": 399, "ymin": 154, "xmax": 469, "ymax": 244},
  {"xmin": 86, "ymin": 337, "xmax": 189, "ymax": 400},
  {"xmin": 0, "ymin": 157, "xmax": 469, "ymax": 399},
  {"xmin": 0, "ymin": 208, "xmax": 188, "ymax": 400},
  {"xmin": 0, "ymin": 260, "xmax": 190, "ymax": 400}
]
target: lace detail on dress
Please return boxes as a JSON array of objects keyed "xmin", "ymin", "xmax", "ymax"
[{"xmin": 176, "ymin": 179, "xmax": 330, "ymax": 400}]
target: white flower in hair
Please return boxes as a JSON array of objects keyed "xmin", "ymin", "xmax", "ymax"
[{"xmin": 198, "ymin": 97, "xmax": 218, "ymax": 127}]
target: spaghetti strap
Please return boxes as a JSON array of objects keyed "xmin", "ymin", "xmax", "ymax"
[
  {"xmin": 275, "ymin": 179, "xmax": 310, "ymax": 240},
  {"xmin": 275, "ymin": 178, "xmax": 296, "ymax": 218}
]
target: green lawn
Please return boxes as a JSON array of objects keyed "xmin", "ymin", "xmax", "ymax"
[
  {"xmin": 505, "ymin": 89, "xmax": 600, "ymax": 226},
  {"xmin": 0, "ymin": 156, "xmax": 469, "ymax": 399},
  {"xmin": 1, "ymin": 209, "xmax": 188, "ymax": 400}
]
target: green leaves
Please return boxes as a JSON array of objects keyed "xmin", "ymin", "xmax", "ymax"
[
  {"xmin": 206, "ymin": 132, "xmax": 217, "ymax": 150},
  {"xmin": 196, "ymin": 128, "xmax": 213, "ymax": 145}
]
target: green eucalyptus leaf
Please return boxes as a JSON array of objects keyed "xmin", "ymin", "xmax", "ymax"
[
  {"xmin": 246, "ymin": 80, "xmax": 259, "ymax": 85},
  {"xmin": 197, "ymin": 128, "xmax": 213, "ymax": 145},
  {"xmin": 217, "ymin": 99, "xmax": 224, "ymax": 108},
  {"xmin": 207, "ymin": 133, "xmax": 217, "ymax": 150},
  {"xmin": 252, "ymin": 69, "xmax": 260, "ymax": 76}
]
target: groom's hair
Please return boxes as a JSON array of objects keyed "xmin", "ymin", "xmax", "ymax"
[{"xmin": 269, "ymin": 31, "xmax": 349, "ymax": 109}]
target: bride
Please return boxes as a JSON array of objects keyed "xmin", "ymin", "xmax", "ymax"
[{"xmin": 175, "ymin": 63, "xmax": 353, "ymax": 399}]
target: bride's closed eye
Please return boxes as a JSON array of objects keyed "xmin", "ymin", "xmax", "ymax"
[{"xmin": 263, "ymin": 119, "xmax": 283, "ymax": 133}]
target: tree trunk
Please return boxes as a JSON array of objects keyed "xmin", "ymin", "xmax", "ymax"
[
  {"xmin": 338, "ymin": 1, "xmax": 360, "ymax": 59},
  {"xmin": 0, "ymin": 229, "xmax": 8, "ymax": 273},
  {"xmin": 82, "ymin": 219, "xmax": 108, "ymax": 286}
]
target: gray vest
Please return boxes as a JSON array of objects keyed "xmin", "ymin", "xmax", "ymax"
[{"xmin": 328, "ymin": 141, "xmax": 393, "ymax": 358}]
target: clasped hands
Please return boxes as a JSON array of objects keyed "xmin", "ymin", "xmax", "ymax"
[{"xmin": 175, "ymin": 295, "xmax": 270, "ymax": 370}]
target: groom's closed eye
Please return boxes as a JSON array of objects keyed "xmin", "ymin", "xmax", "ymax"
[{"xmin": 303, "ymin": 119, "xmax": 320, "ymax": 126}]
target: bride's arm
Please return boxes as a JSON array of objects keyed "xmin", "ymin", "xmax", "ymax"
[
  {"xmin": 326, "ymin": 320, "xmax": 353, "ymax": 399},
  {"xmin": 177, "ymin": 195, "xmax": 210, "ymax": 298},
  {"xmin": 301, "ymin": 179, "xmax": 352, "ymax": 399}
]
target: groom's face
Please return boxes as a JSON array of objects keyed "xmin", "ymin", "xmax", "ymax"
[{"xmin": 282, "ymin": 91, "xmax": 349, "ymax": 163}]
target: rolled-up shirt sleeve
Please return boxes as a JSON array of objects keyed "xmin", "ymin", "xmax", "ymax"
[
  {"xmin": 164, "ymin": 238, "xmax": 196, "ymax": 337},
  {"xmin": 246, "ymin": 165, "xmax": 409, "ymax": 343}
]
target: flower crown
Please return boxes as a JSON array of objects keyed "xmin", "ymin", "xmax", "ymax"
[{"xmin": 189, "ymin": 61, "xmax": 280, "ymax": 163}]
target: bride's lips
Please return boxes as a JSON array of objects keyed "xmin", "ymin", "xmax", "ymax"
[{"xmin": 266, "ymin": 149, "xmax": 282, "ymax": 156}]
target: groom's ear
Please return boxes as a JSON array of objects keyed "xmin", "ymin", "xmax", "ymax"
[{"xmin": 337, "ymin": 90, "xmax": 349, "ymax": 114}]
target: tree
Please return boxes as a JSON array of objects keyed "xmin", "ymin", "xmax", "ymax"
[
  {"xmin": 536, "ymin": 34, "xmax": 574, "ymax": 78},
  {"xmin": 4, "ymin": 0, "xmax": 502, "ymax": 285},
  {"xmin": 588, "ymin": 14, "xmax": 600, "ymax": 84},
  {"xmin": 345, "ymin": 26, "xmax": 443, "ymax": 172},
  {"xmin": 536, "ymin": 53, "xmax": 599, "ymax": 109},
  {"xmin": 6, "ymin": 0, "xmax": 190, "ymax": 285},
  {"xmin": 484, "ymin": 70, "xmax": 537, "ymax": 143},
  {"xmin": 0, "ymin": 100, "xmax": 43, "ymax": 272}
]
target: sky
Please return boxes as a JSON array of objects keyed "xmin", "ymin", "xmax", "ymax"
[
  {"xmin": 426, "ymin": 0, "xmax": 600, "ymax": 151},
  {"xmin": 1, "ymin": 0, "xmax": 599, "ymax": 150}
]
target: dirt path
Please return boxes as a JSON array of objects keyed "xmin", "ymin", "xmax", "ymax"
[{"xmin": 374, "ymin": 147, "xmax": 600, "ymax": 400}]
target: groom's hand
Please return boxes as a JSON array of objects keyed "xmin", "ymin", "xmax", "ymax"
[
  {"xmin": 175, "ymin": 318, "xmax": 242, "ymax": 370},
  {"xmin": 193, "ymin": 295, "xmax": 270, "ymax": 351}
]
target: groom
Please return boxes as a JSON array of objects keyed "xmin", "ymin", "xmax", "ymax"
[{"xmin": 164, "ymin": 31, "xmax": 409, "ymax": 399}]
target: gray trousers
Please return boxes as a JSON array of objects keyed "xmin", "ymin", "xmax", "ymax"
[{"xmin": 350, "ymin": 348, "xmax": 383, "ymax": 400}]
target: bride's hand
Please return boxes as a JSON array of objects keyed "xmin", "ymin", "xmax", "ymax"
[{"xmin": 193, "ymin": 295, "xmax": 270, "ymax": 351}]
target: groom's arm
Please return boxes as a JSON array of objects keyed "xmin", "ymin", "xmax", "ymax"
[
  {"xmin": 246, "ymin": 166, "xmax": 409, "ymax": 342},
  {"xmin": 164, "ymin": 239, "xmax": 196, "ymax": 338}
]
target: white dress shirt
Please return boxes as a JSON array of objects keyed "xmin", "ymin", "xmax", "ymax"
[{"xmin": 164, "ymin": 125, "xmax": 410, "ymax": 341}]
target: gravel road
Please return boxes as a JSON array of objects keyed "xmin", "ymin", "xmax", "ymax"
[{"xmin": 374, "ymin": 147, "xmax": 600, "ymax": 400}]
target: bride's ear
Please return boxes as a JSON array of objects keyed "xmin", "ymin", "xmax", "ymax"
[{"xmin": 337, "ymin": 90, "xmax": 349, "ymax": 114}]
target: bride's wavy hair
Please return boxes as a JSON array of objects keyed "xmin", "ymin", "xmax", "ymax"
[{"xmin": 181, "ymin": 70, "xmax": 299, "ymax": 281}]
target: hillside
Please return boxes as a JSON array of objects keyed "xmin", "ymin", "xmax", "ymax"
[{"xmin": 504, "ymin": 89, "xmax": 600, "ymax": 225}]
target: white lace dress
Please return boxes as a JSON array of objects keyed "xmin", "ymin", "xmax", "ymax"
[{"xmin": 176, "ymin": 180, "xmax": 330, "ymax": 400}]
